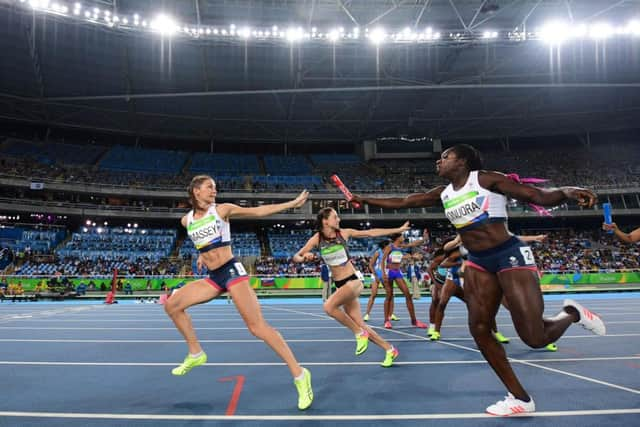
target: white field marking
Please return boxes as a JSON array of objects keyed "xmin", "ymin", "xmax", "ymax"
[
  {"xmin": 386, "ymin": 320, "xmax": 640, "ymax": 329},
  {"xmin": 1, "ymin": 318, "xmax": 334, "ymax": 322},
  {"xmin": 397, "ymin": 333, "xmax": 640, "ymax": 342},
  {"xmin": 4, "ymin": 320, "xmax": 637, "ymax": 329},
  {"xmin": 515, "ymin": 359, "xmax": 640, "ymax": 394},
  {"xmin": 0, "ymin": 360, "xmax": 487, "ymax": 367},
  {"xmin": 263, "ymin": 305, "xmax": 333, "ymax": 320},
  {"xmin": 381, "ymin": 327, "xmax": 640, "ymax": 395},
  {"xmin": 0, "ymin": 335, "xmax": 639, "ymax": 344},
  {"xmin": 0, "ymin": 326, "xmax": 346, "ymax": 330},
  {"xmin": 0, "ymin": 306, "xmax": 97, "ymax": 322},
  {"xmin": 0, "ymin": 409, "xmax": 639, "ymax": 421},
  {"xmin": 0, "ymin": 338, "xmax": 421, "ymax": 343},
  {"xmin": 0, "ymin": 357, "xmax": 637, "ymax": 367}
]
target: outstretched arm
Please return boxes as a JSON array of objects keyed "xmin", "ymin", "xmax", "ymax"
[
  {"xmin": 479, "ymin": 171, "xmax": 597, "ymax": 208},
  {"xmin": 351, "ymin": 186, "xmax": 446, "ymax": 209},
  {"xmin": 345, "ymin": 221, "xmax": 411, "ymax": 239},
  {"xmin": 220, "ymin": 190, "xmax": 309, "ymax": 220},
  {"xmin": 603, "ymin": 223, "xmax": 640, "ymax": 244},
  {"xmin": 518, "ymin": 234, "xmax": 547, "ymax": 243}
]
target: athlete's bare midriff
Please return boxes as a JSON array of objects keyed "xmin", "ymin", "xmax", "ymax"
[{"xmin": 459, "ymin": 222, "xmax": 513, "ymax": 252}]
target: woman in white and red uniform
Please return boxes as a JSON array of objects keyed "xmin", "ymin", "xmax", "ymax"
[
  {"xmin": 352, "ymin": 144, "xmax": 605, "ymax": 416},
  {"xmin": 164, "ymin": 175, "xmax": 313, "ymax": 411}
]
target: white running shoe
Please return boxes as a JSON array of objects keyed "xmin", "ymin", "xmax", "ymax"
[
  {"xmin": 563, "ymin": 299, "xmax": 606, "ymax": 336},
  {"xmin": 486, "ymin": 393, "xmax": 535, "ymax": 416}
]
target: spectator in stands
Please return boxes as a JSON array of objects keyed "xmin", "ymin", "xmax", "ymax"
[
  {"xmin": 602, "ymin": 223, "xmax": 640, "ymax": 244},
  {"xmin": 163, "ymin": 175, "xmax": 313, "ymax": 410},
  {"xmin": 292, "ymin": 207, "xmax": 410, "ymax": 367},
  {"xmin": 352, "ymin": 143, "xmax": 605, "ymax": 416}
]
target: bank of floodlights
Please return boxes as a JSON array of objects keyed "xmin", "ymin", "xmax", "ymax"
[{"xmin": 13, "ymin": 0, "xmax": 640, "ymax": 46}]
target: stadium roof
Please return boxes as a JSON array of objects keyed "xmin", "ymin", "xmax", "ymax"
[{"xmin": 1, "ymin": 0, "xmax": 639, "ymax": 144}]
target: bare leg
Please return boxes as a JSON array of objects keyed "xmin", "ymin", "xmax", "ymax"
[
  {"xmin": 429, "ymin": 283, "xmax": 441, "ymax": 324},
  {"xmin": 343, "ymin": 294, "xmax": 393, "ymax": 351},
  {"xmin": 323, "ymin": 280, "xmax": 363, "ymax": 334},
  {"xmin": 164, "ymin": 279, "xmax": 219, "ymax": 354},
  {"xmin": 364, "ymin": 276, "xmax": 379, "ymax": 316},
  {"xmin": 434, "ymin": 280, "xmax": 457, "ymax": 332},
  {"xmin": 229, "ymin": 280, "xmax": 303, "ymax": 377},
  {"xmin": 465, "ymin": 267, "xmax": 529, "ymax": 401},
  {"xmin": 383, "ymin": 278, "xmax": 393, "ymax": 322},
  {"xmin": 498, "ymin": 270, "xmax": 577, "ymax": 347},
  {"xmin": 394, "ymin": 278, "xmax": 419, "ymax": 323}
]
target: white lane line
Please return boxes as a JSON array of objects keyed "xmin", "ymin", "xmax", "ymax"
[
  {"xmin": 0, "ymin": 338, "xmax": 421, "ymax": 343},
  {"xmin": 0, "ymin": 357, "xmax": 639, "ymax": 366},
  {"xmin": 0, "ymin": 360, "xmax": 487, "ymax": 367},
  {"xmin": 1, "ymin": 321, "xmax": 638, "ymax": 329},
  {"xmin": 514, "ymin": 359, "xmax": 640, "ymax": 394},
  {"xmin": 1, "ymin": 318, "xmax": 334, "ymax": 322},
  {"xmin": 0, "ymin": 326, "xmax": 346, "ymax": 330},
  {"xmin": 0, "ymin": 408, "xmax": 639, "ymax": 420},
  {"xmin": 383, "ymin": 328, "xmax": 640, "ymax": 395},
  {"xmin": 0, "ymin": 335, "xmax": 639, "ymax": 343}
]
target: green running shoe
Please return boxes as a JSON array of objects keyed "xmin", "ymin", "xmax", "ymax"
[
  {"xmin": 390, "ymin": 314, "xmax": 400, "ymax": 321},
  {"xmin": 171, "ymin": 352, "xmax": 207, "ymax": 376},
  {"xmin": 429, "ymin": 331, "xmax": 441, "ymax": 341},
  {"xmin": 381, "ymin": 347, "xmax": 399, "ymax": 368},
  {"xmin": 546, "ymin": 343, "xmax": 558, "ymax": 352},
  {"xmin": 493, "ymin": 331, "xmax": 510, "ymax": 344},
  {"xmin": 355, "ymin": 330, "xmax": 370, "ymax": 355},
  {"xmin": 363, "ymin": 313, "xmax": 370, "ymax": 322},
  {"xmin": 427, "ymin": 325, "xmax": 436, "ymax": 337},
  {"xmin": 294, "ymin": 368, "xmax": 313, "ymax": 410}
]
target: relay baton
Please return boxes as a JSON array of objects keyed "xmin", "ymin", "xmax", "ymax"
[
  {"xmin": 330, "ymin": 174, "xmax": 361, "ymax": 208},
  {"xmin": 603, "ymin": 202, "xmax": 613, "ymax": 234}
]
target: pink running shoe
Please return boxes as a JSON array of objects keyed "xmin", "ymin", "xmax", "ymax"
[
  {"xmin": 384, "ymin": 320, "xmax": 392, "ymax": 329},
  {"xmin": 412, "ymin": 320, "xmax": 428, "ymax": 329}
]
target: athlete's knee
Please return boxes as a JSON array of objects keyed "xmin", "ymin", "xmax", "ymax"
[
  {"xmin": 519, "ymin": 331, "xmax": 547, "ymax": 348},
  {"xmin": 246, "ymin": 319, "xmax": 271, "ymax": 338},
  {"xmin": 323, "ymin": 300, "xmax": 338, "ymax": 316},
  {"xmin": 163, "ymin": 297, "xmax": 180, "ymax": 317},
  {"xmin": 437, "ymin": 301, "xmax": 448, "ymax": 313},
  {"xmin": 469, "ymin": 321, "xmax": 493, "ymax": 339}
]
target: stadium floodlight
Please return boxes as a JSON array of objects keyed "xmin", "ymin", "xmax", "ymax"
[
  {"xmin": 589, "ymin": 22, "xmax": 614, "ymax": 40},
  {"xmin": 150, "ymin": 13, "xmax": 179, "ymax": 36},
  {"xmin": 286, "ymin": 27, "xmax": 304, "ymax": 42},
  {"xmin": 327, "ymin": 29, "xmax": 340, "ymax": 42},
  {"xmin": 369, "ymin": 27, "xmax": 387, "ymax": 44},
  {"xmin": 538, "ymin": 20, "xmax": 571, "ymax": 44},
  {"xmin": 572, "ymin": 24, "xmax": 588, "ymax": 38},
  {"xmin": 239, "ymin": 26, "xmax": 251, "ymax": 38},
  {"xmin": 628, "ymin": 20, "xmax": 640, "ymax": 36},
  {"xmin": 395, "ymin": 27, "xmax": 417, "ymax": 42}
]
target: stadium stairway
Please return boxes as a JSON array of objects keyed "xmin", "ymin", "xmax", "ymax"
[{"xmin": 257, "ymin": 228, "xmax": 271, "ymax": 257}]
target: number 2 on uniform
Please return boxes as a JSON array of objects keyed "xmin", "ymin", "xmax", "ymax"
[{"xmin": 519, "ymin": 247, "xmax": 535, "ymax": 265}]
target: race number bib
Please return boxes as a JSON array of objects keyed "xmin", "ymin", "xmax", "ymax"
[
  {"xmin": 234, "ymin": 262, "xmax": 248, "ymax": 276},
  {"xmin": 519, "ymin": 246, "xmax": 536, "ymax": 265}
]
